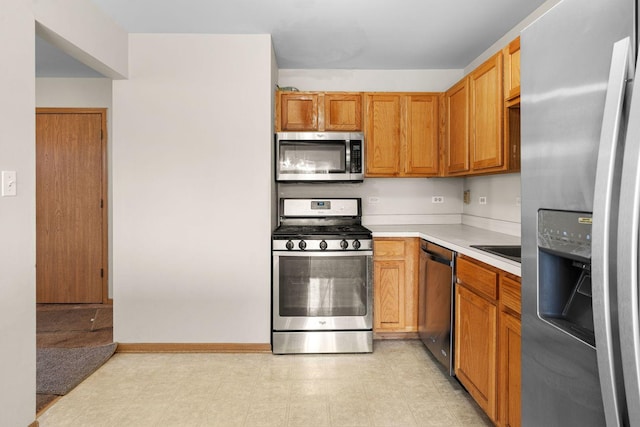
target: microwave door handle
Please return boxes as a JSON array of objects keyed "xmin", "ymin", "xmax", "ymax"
[{"xmin": 593, "ymin": 36, "xmax": 632, "ymax": 427}]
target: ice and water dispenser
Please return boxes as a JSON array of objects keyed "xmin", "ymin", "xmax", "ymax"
[{"xmin": 538, "ymin": 210, "xmax": 595, "ymax": 346}]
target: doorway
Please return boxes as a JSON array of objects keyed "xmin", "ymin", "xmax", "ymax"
[{"xmin": 36, "ymin": 108, "xmax": 108, "ymax": 303}]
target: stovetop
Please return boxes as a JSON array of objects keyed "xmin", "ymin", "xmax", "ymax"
[{"xmin": 272, "ymin": 224, "xmax": 372, "ymax": 240}]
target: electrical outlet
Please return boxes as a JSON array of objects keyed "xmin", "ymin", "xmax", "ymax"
[
  {"xmin": 463, "ymin": 190, "xmax": 471, "ymax": 204},
  {"xmin": 368, "ymin": 196, "xmax": 380, "ymax": 205},
  {"xmin": 479, "ymin": 196, "xmax": 487, "ymax": 205},
  {"xmin": 432, "ymin": 196, "xmax": 444, "ymax": 204}
]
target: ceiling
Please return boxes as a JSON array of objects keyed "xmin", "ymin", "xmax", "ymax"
[{"xmin": 36, "ymin": 0, "xmax": 547, "ymax": 77}]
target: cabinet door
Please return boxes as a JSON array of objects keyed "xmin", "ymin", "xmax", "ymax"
[
  {"xmin": 404, "ymin": 95, "xmax": 440, "ymax": 176},
  {"xmin": 374, "ymin": 260, "xmax": 406, "ymax": 330},
  {"xmin": 499, "ymin": 311, "xmax": 521, "ymax": 427},
  {"xmin": 445, "ymin": 78, "xmax": 470, "ymax": 175},
  {"xmin": 455, "ymin": 284, "xmax": 497, "ymax": 421},
  {"xmin": 373, "ymin": 238, "xmax": 419, "ymax": 332},
  {"xmin": 279, "ymin": 93, "xmax": 319, "ymax": 131},
  {"xmin": 470, "ymin": 51, "xmax": 504, "ymax": 172},
  {"xmin": 324, "ymin": 93, "xmax": 362, "ymax": 131},
  {"xmin": 365, "ymin": 94, "xmax": 401, "ymax": 176},
  {"xmin": 504, "ymin": 37, "xmax": 521, "ymax": 101}
]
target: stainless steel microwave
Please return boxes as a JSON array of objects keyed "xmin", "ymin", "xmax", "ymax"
[{"xmin": 275, "ymin": 132, "xmax": 364, "ymax": 182}]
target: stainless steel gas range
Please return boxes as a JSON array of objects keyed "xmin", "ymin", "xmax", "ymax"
[{"xmin": 272, "ymin": 198, "xmax": 373, "ymax": 354}]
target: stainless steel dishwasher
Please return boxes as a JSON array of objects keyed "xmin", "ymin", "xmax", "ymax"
[{"xmin": 418, "ymin": 239, "xmax": 456, "ymax": 376}]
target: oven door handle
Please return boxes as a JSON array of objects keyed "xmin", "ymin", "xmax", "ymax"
[{"xmin": 273, "ymin": 250, "xmax": 373, "ymax": 257}]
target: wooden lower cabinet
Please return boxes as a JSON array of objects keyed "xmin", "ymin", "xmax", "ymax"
[
  {"xmin": 498, "ymin": 274, "xmax": 522, "ymax": 427},
  {"xmin": 454, "ymin": 255, "xmax": 521, "ymax": 425},
  {"xmin": 373, "ymin": 238, "xmax": 419, "ymax": 333},
  {"xmin": 455, "ymin": 283, "xmax": 498, "ymax": 420},
  {"xmin": 498, "ymin": 309, "xmax": 521, "ymax": 427}
]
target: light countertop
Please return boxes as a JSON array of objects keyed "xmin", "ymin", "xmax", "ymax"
[{"xmin": 368, "ymin": 224, "xmax": 521, "ymax": 276}]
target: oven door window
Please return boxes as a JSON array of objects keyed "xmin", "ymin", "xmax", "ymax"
[
  {"xmin": 278, "ymin": 255, "xmax": 367, "ymax": 317},
  {"xmin": 278, "ymin": 141, "xmax": 346, "ymax": 175}
]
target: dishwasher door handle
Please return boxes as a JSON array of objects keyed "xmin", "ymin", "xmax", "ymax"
[{"xmin": 422, "ymin": 248, "xmax": 453, "ymax": 267}]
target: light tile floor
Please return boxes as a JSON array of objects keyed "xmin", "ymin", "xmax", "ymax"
[{"xmin": 37, "ymin": 340, "xmax": 493, "ymax": 427}]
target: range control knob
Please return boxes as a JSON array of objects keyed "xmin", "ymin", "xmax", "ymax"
[
  {"xmin": 298, "ymin": 240, "xmax": 307, "ymax": 250},
  {"xmin": 340, "ymin": 239, "xmax": 349, "ymax": 250},
  {"xmin": 285, "ymin": 240, "xmax": 294, "ymax": 250},
  {"xmin": 319, "ymin": 240, "xmax": 328, "ymax": 251},
  {"xmin": 353, "ymin": 239, "xmax": 361, "ymax": 250}
]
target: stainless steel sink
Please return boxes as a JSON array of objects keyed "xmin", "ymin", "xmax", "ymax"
[{"xmin": 469, "ymin": 245, "xmax": 521, "ymax": 263}]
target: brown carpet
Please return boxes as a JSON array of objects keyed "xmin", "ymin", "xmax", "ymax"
[{"xmin": 36, "ymin": 304, "xmax": 114, "ymax": 414}]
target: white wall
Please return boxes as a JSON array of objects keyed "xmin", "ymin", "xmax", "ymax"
[
  {"xmin": 278, "ymin": 69, "xmax": 463, "ymax": 92},
  {"xmin": 36, "ymin": 77, "xmax": 115, "ymax": 297},
  {"xmin": 462, "ymin": 174, "xmax": 521, "ymax": 236},
  {"xmin": 0, "ymin": 1, "xmax": 36, "ymax": 425},
  {"xmin": 112, "ymin": 34, "xmax": 274, "ymax": 343},
  {"xmin": 279, "ymin": 178, "xmax": 463, "ymax": 225},
  {"xmin": 34, "ymin": 0, "xmax": 128, "ymax": 78}
]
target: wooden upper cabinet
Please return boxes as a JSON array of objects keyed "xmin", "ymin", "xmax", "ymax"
[
  {"xmin": 405, "ymin": 95, "xmax": 440, "ymax": 176},
  {"xmin": 504, "ymin": 37, "xmax": 521, "ymax": 101},
  {"xmin": 276, "ymin": 91, "xmax": 362, "ymax": 132},
  {"xmin": 365, "ymin": 94, "xmax": 402, "ymax": 176},
  {"xmin": 365, "ymin": 93, "xmax": 440, "ymax": 177},
  {"xmin": 445, "ymin": 78, "xmax": 470, "ymax": 175},
  {"xmin": 470, "ymin": 51, "xmax": 505, "ymax": 173},
  {"xmin": 278, "ymin": 92, "xmax": 319, "ymax": 131},
  {"xmin": 324, "ymin": 93, "xmax": 362, "ymax": 131}
]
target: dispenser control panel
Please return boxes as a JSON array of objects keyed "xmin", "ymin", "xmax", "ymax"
[{"xmin": 538, "ymin": 209, "xmax": 592, "ymax": 260}]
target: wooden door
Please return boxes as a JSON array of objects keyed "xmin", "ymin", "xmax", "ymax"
[
  {"xmin": 404, "ymin": 94, "xmax": 440, "ymax": 176},
  {"xmin": 365, "ymin": 94, "xmax": 401, "ymax": 176},
  {"xmin": 36, "ymin": 109, "xmax": 107, "ymax": 303}
]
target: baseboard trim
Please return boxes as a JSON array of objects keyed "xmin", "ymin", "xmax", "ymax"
[
  {"xmin": 373, "ymin": 332, "xmax": 419, "ymax": 340},
  {"xmin": 116, "ymin": 343, "xmax": 272, "ymax": 353}
]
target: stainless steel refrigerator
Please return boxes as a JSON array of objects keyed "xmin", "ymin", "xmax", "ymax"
[{"xmin": 521, "ymin": 0, "xmax": 639, "ymax": 425}]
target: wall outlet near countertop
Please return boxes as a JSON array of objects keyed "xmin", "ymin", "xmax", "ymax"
[
  {"xmin": 479, "ymin": 196, "xmax": 487, "ymax": 205},
  {"xmin": 432, "ymin": 196, "xmax": 444, "ymax": 204},
  {"xmin": 463, "ymin": 190, "xmax": 471, "ymax": 204},
  {"xmin": 368, "ymin": 196, "xmax": 380, "ymax": 205}
]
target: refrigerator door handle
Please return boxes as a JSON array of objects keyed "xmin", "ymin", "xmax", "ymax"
[
  {"xmin": 617, "ymin": 36, "xmax": 640, "ymax": 425},
  {"xmin": 593, "ymin": 36, "xmax": 633, "ymax": 427}
]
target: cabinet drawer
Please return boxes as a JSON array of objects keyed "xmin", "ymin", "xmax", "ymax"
[
  {"xmin": 456, "ymin": 256, "xmax": 498, "ymax": 300},
  {"xmin": 374, "ymin": 239, "xmax": 406, "ymax": 259},
  {"xmin": 500, "ymin": 274, "xmax": 521, "ymax": 315}
]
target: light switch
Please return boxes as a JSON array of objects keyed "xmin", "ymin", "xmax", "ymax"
[{"xmin": 2, "ymin": 171, "xmax": 17, "ymax": 197}]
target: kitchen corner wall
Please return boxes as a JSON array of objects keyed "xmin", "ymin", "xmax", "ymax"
[
  {"xmin": 463, "ymin": 174, "xmax": 522, "ymax": 236},
  {"xmin": 112, "ymin": 34, "xmax": 274, "ymax": 344}
]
